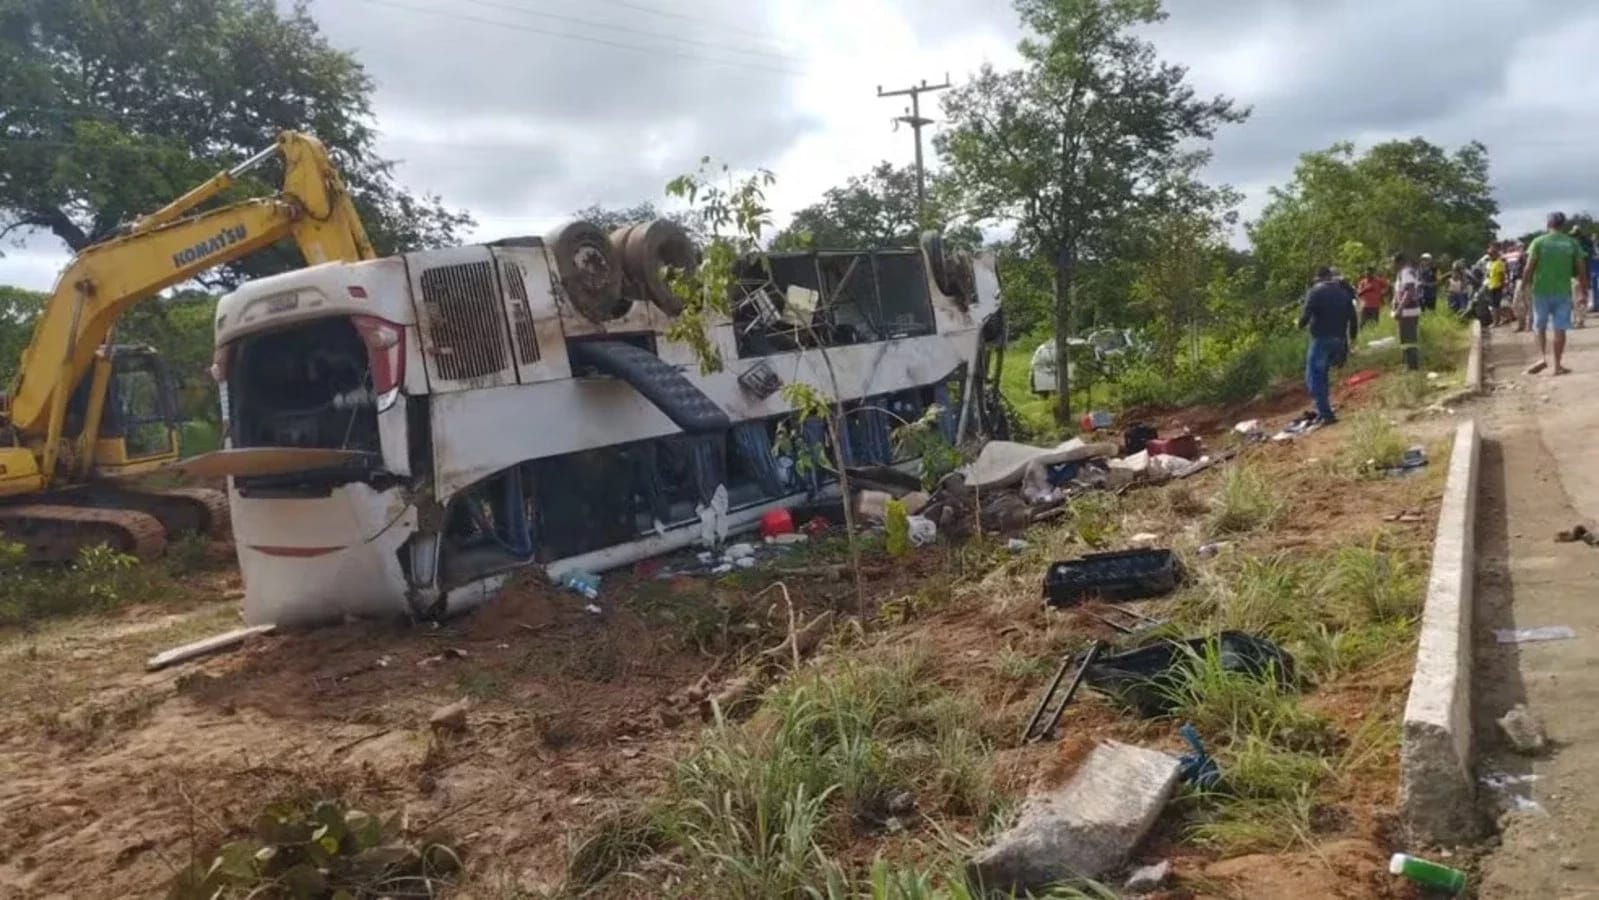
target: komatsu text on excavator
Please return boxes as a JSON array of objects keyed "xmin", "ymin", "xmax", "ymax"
[{"xmin": 0, "ymin": 132, "xmax": 373, "ymax": 562}]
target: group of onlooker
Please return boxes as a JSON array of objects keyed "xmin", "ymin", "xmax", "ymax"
[{"xmin": 1296, "ymin": 211, "xmax": 1599, "ymax": 423}]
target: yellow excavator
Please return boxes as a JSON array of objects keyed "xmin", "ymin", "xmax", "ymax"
[{"xmin": 0, "ymin": 131, "xmax": 375, "ymax": 561}]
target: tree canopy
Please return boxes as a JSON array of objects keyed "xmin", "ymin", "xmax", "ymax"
[
  {"xmin": 936, "ymin": 0, "xmax": 1246, "ymax": 421},
  {"xmin": 0, "ymin": 0, "xmax": 472, "ymax": 287},
  {"xmin": 769, "ymin": 162, "xmax": 980, "ymax": 251},
  {"xmin": 1248, "ymin": 139, "xmax": 1499, "ymax": 298}
]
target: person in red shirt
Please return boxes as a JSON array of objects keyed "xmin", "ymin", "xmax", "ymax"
[{"xmin": 1356, "ymin": 267, "xmax": 1390, "ymax": 327}]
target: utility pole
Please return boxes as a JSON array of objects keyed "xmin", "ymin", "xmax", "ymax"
[{"xmin": 877, "ymin": 75, "xmax": 951, "ymax": 221}]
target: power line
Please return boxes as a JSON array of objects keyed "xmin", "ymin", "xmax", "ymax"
[
  {"xmin": 455, "ymin": 0, "xmax": 805, "ymax": 63},
  {"xmin": 585, "ymin": 0, "xmax": 790, "ymax": 43},
  {"xmin": 346, "ymin": 0, "xmax": 804, "ymax": 78}
]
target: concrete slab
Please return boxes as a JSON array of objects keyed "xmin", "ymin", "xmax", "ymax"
[
  {"xmin": 967, "ymin": 740, "xmax": 1181, "ymax": 893},
  {"xmin": 1399, "ymin": 419, "xmax": 1480, "ymax": 844}
]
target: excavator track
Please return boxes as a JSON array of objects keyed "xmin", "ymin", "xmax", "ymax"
[
  {"xmin": 0, "ymin": 503, "xmax": 167, "ymax": 562},
  {"xmin": 96, "ymin": 486, "xmax": 232, "ymax": 540}
]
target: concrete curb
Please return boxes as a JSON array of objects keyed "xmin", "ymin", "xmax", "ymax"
[
  {"xmin": 1465, "ymin": 319, "xmax": 1485, "ymax": 394},
  {"xmin": 1399, "ymin": 418, "xmax": 1481, "ymax": 845}
]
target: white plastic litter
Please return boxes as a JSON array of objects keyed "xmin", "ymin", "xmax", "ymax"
[
  {"xmin": 697, "ymin": 484, "xmax": 730, "ymax": 548},
  {"xmin": 907, "ymin": 516, "xmax": 938, "ymax": 547},
  {"xmin": 1494, "ymin": 626, "xmax": 1576, "ymax": 644},
  {"xmin": 1006, "ymin": 538, "xmax": 1030, "ymax": 553},
  {"xmin": 963, "ymin": 438, "xmax": 1120, "ymax": 491}
]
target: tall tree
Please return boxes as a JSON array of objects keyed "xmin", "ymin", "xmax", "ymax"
[
  {"xmin": 1249, "ymin": 139, "xmax": 1499, "ymax": 299},
  {"xmin": 0, "ymin": 0, "xmax": 472, "ymax": 287},
  {"xmin": 937, "ymin": 0, "xmax": 1245, "ymax": 422}
]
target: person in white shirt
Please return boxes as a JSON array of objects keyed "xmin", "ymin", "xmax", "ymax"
[{"xmin": 1392, "ymin": 253, "xmax": 1419, "ymax": 314}]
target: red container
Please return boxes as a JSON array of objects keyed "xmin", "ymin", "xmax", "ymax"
[
  {"xmin": 760, "ymin": 508, "xmax": 796, "ymax": 539},
  {"xmin": 1145, "ymin": 435, "xmax": 1201, "ymax": 461}
]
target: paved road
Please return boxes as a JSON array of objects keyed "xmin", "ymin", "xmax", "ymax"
[{"xmin": 1474, "ymin": 322, "xmax": 1599, "ymax": 898}]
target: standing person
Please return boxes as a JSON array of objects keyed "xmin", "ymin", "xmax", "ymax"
[
  {"xmin": 1484, "ymin": 242, "xmax": 1510, "ymax": 325},
  {"xmin": 1392, "ymin": 253, "xmax": 1422, "ymax": 370},
  {"xmin": 1446, "ymin": 260, "xmax": 1471, "ymax": 315},
  {"xmin": 1506, "ymin": 241, "xmax": 1530, "ymax": 331},
  {"xmin": 1299, "ymin": 266, "xmax": 1358, "ymax": 425},
  {"xmin": 1522, "ymin": 211, "xmax": 1591, "ymax": 375},
  {"xmin": 1579, "ymin": 229, "xmax": 1599, "ymax": 314},
  {"xmin": 1356, "ymin": 266, "xmax": 1389, "ymax": 327},
  {"xmin": 1417, "ymin": 253, "xmax": 1439, "ymax": 312}
]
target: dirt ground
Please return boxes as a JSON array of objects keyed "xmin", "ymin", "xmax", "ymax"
[{"xmin": 0, "ymin": 369, "xmax": 1465, "ymax": 900}]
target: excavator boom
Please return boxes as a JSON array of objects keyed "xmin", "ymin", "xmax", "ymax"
[{"xmin": 0, "ymin": 131, "xmax": 374, "ymax": 563}]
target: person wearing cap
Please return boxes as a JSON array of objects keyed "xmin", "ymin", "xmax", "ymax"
[
  {"xmin": 1417, "ymin": 253, "xmax": 1439, "ymax": 312},
  {"xmin": 1298, "ymin": 266, "xmax": 1358, "ymax": 425},
  {"xmin": 1522, "ymin": 211, "xmax": 1590, "ymax": 375}
]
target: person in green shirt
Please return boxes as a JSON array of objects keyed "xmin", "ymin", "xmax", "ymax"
[{"xmin": 1523, "ymin": 211, "xmax": 1591, "ymax": 375}]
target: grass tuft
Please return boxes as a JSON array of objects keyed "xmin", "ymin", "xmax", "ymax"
[
  {"xmin": 1340, "ymin": 411, "xmax": 1408, "ymax": 473},
  {"xmin": 1204, "ymin": 463, "xmax": 1286, "ymax": 538}
]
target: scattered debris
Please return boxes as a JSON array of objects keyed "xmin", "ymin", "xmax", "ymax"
[
  {"xmin": 1384, "ymin": 509, "xmax": 1426, "ymax": 523},
  {"xmin": 1080, "ymin": 410, "xmax": 1116, "ymax": 432},
  {"xmin": 1233, "ymin": 419, "xmax": 1265, "ymax": 442},
  {"xmin": 1389, "ymin": 852, "xmax": 1467, "ymax": 894},
  {"xmin": 1497, "ymin": 704, "xmax": 1548, "ymax": 754},
  {"xmin": 1006, "ymin": 537, "xmax": 1030, "ymax": 553},
  {"xmin": 1177, "ymin": 724, "xmax": 1221, "ymax": 790},
  {"xmin": 855, "ymin": 490, "xmax": 895, "ymax": 523},
  {"xmin": 1124, "ymin": 859, "xmax": 1172, "ymax": 895},
  {"xmin": 1555, "ymin": 524, "xmax": 1598, "ymax": 545},
  {"xmin": 1022, "ymin": 641, "xmax": 1103, "ymax": 744},
  {"xmin": 1346, "ymin": 369, "xmax": 1382, "ymax": 387},
  {"xmin": 1043, "ymin": 549, "xmax": 1180, "ymax": 608},
  {"xmin": 418, "ymin": 647, "xmax": 469, "ymax": 667},
  {"xmin": 1364, "ymin": 337, "xmax": 1399, "ymax": 350},
  {"xmin": 145, "ymin": 624, "xmax": 277, "ymax": 672},
  {"xmin": 1085, "ymin": 633, "xmax": 1294, "ymax": 716},
  {"xmin": 966, "ymin": 741, "xmax": 1183, "ymax": 892},
  {"xmin": 759, "ymin": 508, "xmax": 795, "ymax": 538},
  {"xmin": 1146, "ymin": 434, "xmax": 1200, "ymax": 461},
  {"xmin": 907, "ymin": 515, "xmax": 937, "ymax": 547},
  {"xmin": 1127, "ymin": 532, "xmax": 1160, "ymax": 547},
  {"xmin": 1196, "ymin": 541, "xmax": 1231, "ymax": 558},
  {"xmin": 429, "ymin": 697, "xmax": 471, "ymax": 732},
  {"xmin": 558, "ymin": 570, "xmax": 601, "ymax": 600},
  {"xmin": 1494, "ymin": 626, "xmax": 1576, "ymax": 644}
]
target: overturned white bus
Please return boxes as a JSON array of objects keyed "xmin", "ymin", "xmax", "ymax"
[{"xmin": 193, "ymin": 221, "xmax": 1006, "ymax": 626}]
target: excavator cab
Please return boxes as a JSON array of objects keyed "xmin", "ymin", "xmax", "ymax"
[{"xmin": 60, "ymin": 346, "xmax": 184, "ymax": 476}]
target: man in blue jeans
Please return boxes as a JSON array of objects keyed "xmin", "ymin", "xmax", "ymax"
[{"xmin": 1298, "ymin": 266, "xmax": 1358, "ymax": 424}]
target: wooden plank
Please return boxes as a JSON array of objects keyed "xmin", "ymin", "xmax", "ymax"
[{"xmin": 145, "ymin": 624, "xmax": 276, "ymax": 672}]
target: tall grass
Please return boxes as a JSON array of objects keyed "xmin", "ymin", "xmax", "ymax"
[{"xmin": 569, "ymin": 648, "xmax": 1003, "ymax": 897}]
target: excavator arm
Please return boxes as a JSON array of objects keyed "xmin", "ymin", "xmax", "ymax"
[{"xmin": 1, "ymin": 131, "xmax": 375, "ymax": 493}]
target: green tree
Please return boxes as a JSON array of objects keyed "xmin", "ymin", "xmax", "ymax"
[
  {"xmin": 0, "ymin": 0, "xmax": 472, "ymax": 287},
  {"xmin": 0, "ymin": 285, "xmax": 44, "ymax": 386},
  {"xmin": 769, "ymin": 162, "xmax": 980, "ymax": 252},
  {"xmin": 936, "ymin": 0, "xmax": 1246, "ymax": 423},
  {"xmin": 1249, "ymin": 139, "xmax": 1499, "ymax": 299}
]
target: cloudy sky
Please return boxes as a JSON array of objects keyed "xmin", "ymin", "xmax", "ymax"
[{"xmin": 4, "ymin": 0, "xmax": 1597, "ymax": 291}]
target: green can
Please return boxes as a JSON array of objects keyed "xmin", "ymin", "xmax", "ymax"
[{"xmin": 1390, "ymin": 852, "xmax": 1467, "ymax": 894}]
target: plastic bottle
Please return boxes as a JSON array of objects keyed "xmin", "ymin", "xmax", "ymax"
[
  {"xmin": 1389, "ymin": 853, "xmax": 1466, "ymax": 894},
  {"xmin": 559, "ymin": 570, "xmax": 600, "ymax": 601}
]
